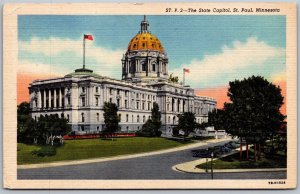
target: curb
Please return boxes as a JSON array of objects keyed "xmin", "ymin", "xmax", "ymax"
[{"xmin": 174, "ymin": 166, "xmax": 287, "ymax": 174}]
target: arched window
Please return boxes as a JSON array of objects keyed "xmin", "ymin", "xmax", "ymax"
[
  {"xmin": 137, "ymin": 115, "xmax": 140, "ymax": 123},
  {"xmin": 173, "ymin": 116, "xmax": 176, "ymax": 125},
  {"xmin": 168, "ymin": 116, "xmax": 170, "ymax": 123},
  {"xmin": 143, "ymin": 115, "xmax": 146, "ymax": 122},
  {"xmin": 81, "ymin": 113, "xmax": 85, "ymax": 122},
  {"xmin": 126, "ymin": 114, "xmax": 129, "ymax": 122}
]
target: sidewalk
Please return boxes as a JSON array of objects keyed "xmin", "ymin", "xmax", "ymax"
[
  {"xmin": 173, "ymin": 149, "xmax": 287, "ymax": 173},
  {"xmin": 18, "ymin": 137, "xmax": 232, "ymax": 170}
]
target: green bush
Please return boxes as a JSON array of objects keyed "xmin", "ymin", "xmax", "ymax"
[{"xmin": 31, "ymin": 146, "xmax": 56, "ymax": 157}]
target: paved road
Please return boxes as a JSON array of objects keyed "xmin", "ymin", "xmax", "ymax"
[{"xmin": 18, "ymin": 141, "xmax": 286, "ymax": 180}]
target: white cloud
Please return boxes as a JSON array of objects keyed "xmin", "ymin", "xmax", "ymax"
[
  {"xmin": 19, "ymin": 37, "xmax": 124, "ymax": 78},
  {"xmin": 18, "ymin": 60, "xmax": 69, "ymax": 75},
  {"xmin": 170, "ymin": 37, "xmax": 285, "ymax": 88}
]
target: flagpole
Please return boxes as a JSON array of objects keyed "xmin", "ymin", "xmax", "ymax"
[
  {"xmin": 83, "ymin": 34, "xmax": 86, "ymax": 69},
  {"xmin": 183, "ymin": 68, "xmax": 185, "ymax": 86}
]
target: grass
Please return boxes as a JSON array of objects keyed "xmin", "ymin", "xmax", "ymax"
[
  {"xmin": 196, "ymin": 149, "xmax": 287, "ymax": 169},
  {"xmin": 17, "ymin": 137, "xmax": 189, "ymax": 165}
]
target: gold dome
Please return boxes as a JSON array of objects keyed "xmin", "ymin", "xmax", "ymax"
[{"xmin": 127, "ymin": 33, "xmax": 164, "ymax": 52}]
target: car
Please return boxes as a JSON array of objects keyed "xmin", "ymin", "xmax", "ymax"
[{"xmin": 191, "ymin": 149, "xmax": 210, "ymax": 158}]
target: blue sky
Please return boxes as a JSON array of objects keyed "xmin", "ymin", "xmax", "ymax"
[{"xmin": 18, "ymin": 15, "xmax": 286, "ymax": 88}]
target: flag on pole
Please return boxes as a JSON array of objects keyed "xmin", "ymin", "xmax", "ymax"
[
  {"xmin": 184, "ymin": 68, "xmax": 190, "ymax": 73},
  {"xmin": 84, "ymin": 34, "xmax": 93, "ymax": 40}
]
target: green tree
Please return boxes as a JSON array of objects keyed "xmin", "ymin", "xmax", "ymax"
[
  {"xmin": 207, "ymin": 108, "xmax": 227, "ymax": 131},
  {"xmin": 151, "ymin": 102, "xmax": 162, "ymax": 136},
  {"xmin": 17, "ymin": 101, "xmax": 71, "ymax": 145},
  {"xmin": 137, "ymin": 102, "xmax": 162, "ymax": 137},
  {"xmin": 17, "ymin": 102, "xmax": 35, "ymax": 143},
  {"xmin": 224, "ymin": 76, "xmax": 285, "ymax": 161},
  {"xmin": 177, "ymin": 112, "xmax": 199, "ymax": 141},
  {"xmin": 168, "ymin": 73, "xmax": 179, "ymax": 83},
  {"xmin": 103, "ymin": 102, "xmax": 120, "ymax": 138}
]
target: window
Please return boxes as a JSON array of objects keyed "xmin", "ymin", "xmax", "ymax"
[
  {"xmin": 143, "ymin": 115, "xmax": 146, "ymax": 122},
  {"xmin": 167, "ymin": 104, "xmax": 170, "ymax": 111},
  {"xmin": 95, "ymin": 97, "xmax": 99, "ymax": 106},
  {"xmin": 109, "ymin": 98, "xmax": 112, "ymax": 103},
  {"xmin": 125, "ymin": 100, "xmax": 128, "ymax": 108},
  {"xmin": 117, "ymin": 99, "xmax": 120, "ymax": 107},
  {"xmin": 152, "ymin": 64, "xmax": 156, "ymax": 71},
  {"xmin": 96, "ymin": 113, "xmax": 99, "ymax": 122},
  {"xmin": 67, "ymin": 114, "xmax": 70, "ymax": 122},
  {"xmin": 142, "ymin": 62, "xmax": 146, "ymax": 71},
  {"xmin": 142, "ymin": 94, "xmax": 144, "ymax": 99},
  {"xmin": 61, "ymin": 113, "xmax": 64, "ymax": 118},
  {"xmin": 95, "ymin": 87, "xmax": 99, "ymax": 93},
  {"xmin": 97, "ymin": 126, "xmax": 99, "ymax": 131},
  {"xmin": 110, "ymin": 88, "xmax": 113, "ymax": 95},
  {"xmin": 67, "ymin": 97, "xmax": 71, "ymax": 105},
  {"xmin": 136, "ymin": 93, "xmax": 139, "ymax": 98},
  {"xmin": 81, "ymin": 113, "xmax": 85, "ymax": 122},
  {"xmin": 132, "ymin": 115, "xmax": 134, "ymax": 122},
  {"xmin": 117, "ymin": 90, "xmax": 120, "ymax": 95},
  {"xmin": 126, "ymin": 114, "xmax": 129, "ymax": 122},
  {"xmin": 133, "ymin": 44, "xmax": 137, "ymax": 48},
  {"xmin": 81, "ymin": 97, "xmax": 86, "ymax": 107},
  {"xmin": 148, "ymin": 102, "xmax": 151, "ymax": 110},
  {"xmin": 136, "ymin": 102, "xmax": 139, "ymax": 109},
  {"xmin": 125, "ymin": 91, "xmax": 128, "ymax": 97},
  {"xmin": 142, "ymin": 102, "xmax": 145, "ymax": 110},
  {"xmin": 168, "ymin": 116, "xmax": 170, "ymax": 123},
  {"xmin": 153, "ymin": 96, "xmax": 155, "ymax": 101},
  {"xmin": 137, "ymin": 115, "xmax": 140, "ymax": 123},
  {"xmin": 82, "ymin": 87, "xmax": 85, "ymax": 93},
  {"xmin": 119, "ymin": 114, "xmax": 121, "ymax": 121},
  {"xmin": 142, "ymin": 43, "xmax": 145, "ymax": 47},
  {"xmin": 148, "ymin": 95, "xmax": 150, "ymax": 100}
]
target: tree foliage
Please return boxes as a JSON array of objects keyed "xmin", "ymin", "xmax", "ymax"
[
  {"xmin": 136, "ymin": 102, "xmax": 162, "ymax": 137},
  {"xmin": 17, "ymin": 102, "xmax": 71, "ymax": 145},
  {"xmin": 225, "ymin": 76, "xmax": 285, "ymax": 144},
  {"xmin": 168, "ymin": 73, "xmax": 179, "ymax": 83},
  {"xmin": 176, "ymin": 112, "xmax": 199, "ymax": 137},
  {"xmin": 103, "ymin": 102, "xmax": 120, "ymax": 135}
]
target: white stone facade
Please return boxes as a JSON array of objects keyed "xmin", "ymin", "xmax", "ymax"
[{"xmin": 29, "ymin": 16, "xmax": 216, "ymax": 135}]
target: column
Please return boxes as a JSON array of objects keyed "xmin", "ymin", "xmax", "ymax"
[
  {"xmin": 58, "ymin": 88, "xmax": 61, "ymax": 107},
  {"xmin": 37, "ymin": 90, "xmax": 42, "ymax": 108},
  {"xmin": 43, "ymin": 90, "xmax": 46, "ymax": 108},
  {"xmin": 48, "ymin": 89, "xmax": 52, "ymax": 108},
  {"xmin": 54, "ymin": 89, "xmax": 57, "ymax": 108}
]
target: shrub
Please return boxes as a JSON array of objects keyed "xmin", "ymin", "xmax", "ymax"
[{"xmin": 31, "ymin": 146, "xmax": 57, "ymax": 157}]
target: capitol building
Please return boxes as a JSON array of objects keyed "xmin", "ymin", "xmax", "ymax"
[{"xmin": 29, "ymin": 16, "xmax": 216, "ymax": 135}]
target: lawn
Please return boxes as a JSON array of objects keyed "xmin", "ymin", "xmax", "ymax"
[
  {"xmin": 196, "ymin": 149, "xmax": 287, "ymax": 169},
  {"xmin": 18, "ymin": 137, "xmax": 188, "ymax": 165}
]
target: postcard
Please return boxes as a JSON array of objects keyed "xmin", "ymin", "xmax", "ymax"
[{"xmin": 3, "ymin": 2, "xmax": 297, "ymax": 189}]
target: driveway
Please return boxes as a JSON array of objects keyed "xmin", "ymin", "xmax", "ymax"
[{"xmin": 18, "ymin": 140, "xmax": 286, "ymax": 180}]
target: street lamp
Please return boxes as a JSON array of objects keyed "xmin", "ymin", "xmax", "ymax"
[
  {"xmin": 205, "ymin": 148, "xmax": 208, "ymax": 173},
  {"xmin": 211, "ymin": 152, "xmax": 214, "ymax": 179}
]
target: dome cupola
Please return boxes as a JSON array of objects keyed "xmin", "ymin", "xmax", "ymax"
[{"xmin": 122, "ymin": 16, "xmax": 169, "ymax": 82}]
